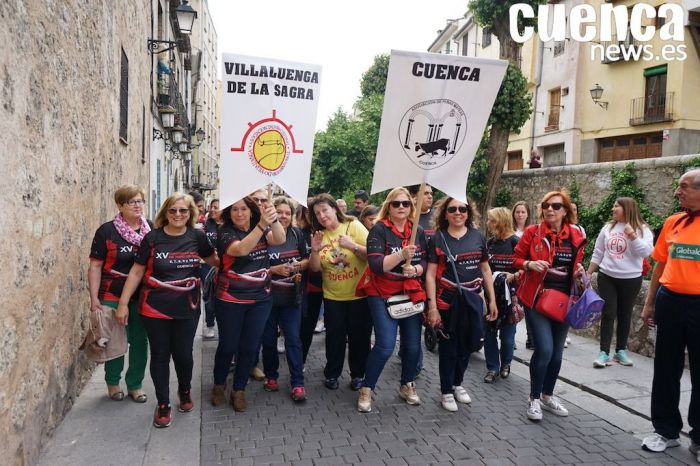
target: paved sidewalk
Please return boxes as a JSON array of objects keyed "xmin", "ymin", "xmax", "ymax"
[{"xmin": 38, "ymin": 316, "xmax": 697, "ymax": 465}]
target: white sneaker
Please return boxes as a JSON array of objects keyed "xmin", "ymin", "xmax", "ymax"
[
  {"xmin": 357, "ymin": 387, "xmax": 372, "ymax": 413},
  {"xmin": 399, "ymin": 382, "xmax": 421, "ymax": 405},
  {"xmin": 564, "ymin": 336, "xmax": 571, "ymax": 348},
  {"xmin": 441, "ymin": 394, "xmax": 458, "ymax": 412},
  {"xmin": 641, "ymin": 433, "xmax": 680, "ymax": 452},
  {"xmin": 541, "ymin": 396, "xmax": 569, "ymax": 417},
  {"xmin": 202, "ymin": 326, "xmax": 216, "ymax": 339},
  {"xmin": 527, "ymin": 398, "xmax": 543, "ymax": 421},
  {"xmin": 314, "ymin": 320, "xmax": 325, "ymax": 333},
  {"xmin": 277, "ymin": 335, "xmax": 285, "ymax": 353},
  {"xmin": 453, "ymin": 386, "xmax": 471, "ymax": 404}
]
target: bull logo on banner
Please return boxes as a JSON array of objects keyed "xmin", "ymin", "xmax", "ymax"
[{"xmin": 399, "ymin": 98, "xmax": 466, "ymax": 170}]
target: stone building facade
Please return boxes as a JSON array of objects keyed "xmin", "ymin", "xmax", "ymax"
[{"xmin": 1, "ymin": 2, "xmax": 151, "ymax": 464}]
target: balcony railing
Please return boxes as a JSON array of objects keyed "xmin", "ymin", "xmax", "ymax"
[
  {"xmin": 157, "ymin": 75, "xmax": 190, "ymax": 140},
  {"xmin": 629, "ymin": 92, "xmax": 674, "ymax": 126}
]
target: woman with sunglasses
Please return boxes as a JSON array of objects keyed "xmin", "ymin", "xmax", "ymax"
[
  {"xmin": 309, "ymin": 194, "xmax": 371, "ymax": 392},
  {"xmin": 513, "ymin": 190, "xmax": 586, "ymax": 422},
  {"xmin": 89, "ymin": 184, "xmax": 151, "ymax": 403},
  {"xmin": 210, "ymin": 195, "xmax": 285, "ymax": 412},
  {"xmin": 425, "ymin": 197, "xmax": 498, "ymax": 412},
  {"xmin": 355, "ymin": 188, "xmax": 428, "ymax": 412},
  {"xmin": 587, "ymin": 197, "xmax": 653, "ymax": 368},
  {"xmin": 117, "ymin": 192, "xmax": 219, "ymax": 428}
]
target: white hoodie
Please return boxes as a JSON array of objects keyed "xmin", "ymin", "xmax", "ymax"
[{"xmin": 590, "ymin": 222, "xmax": 654, "ymax": 279}]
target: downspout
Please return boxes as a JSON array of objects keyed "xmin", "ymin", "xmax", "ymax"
[{"xmin": 530, "ymin": 35, "xmax": 544, "ymax": 155}]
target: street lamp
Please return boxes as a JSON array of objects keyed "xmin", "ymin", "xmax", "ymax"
[
  {"xmin": 171, "ymin": 126, "xmax": 184, "ymax": 144},
  {"xmin": 175, "ymin": 1, "xmax": 198, "ymax": 35},
  {"xmin": 195, "ymin": 128, "xmax": 206, "ymax": 145},
  {"xmin": 590, "ymin": 83, "xmax": 609, "ymax": 110}
]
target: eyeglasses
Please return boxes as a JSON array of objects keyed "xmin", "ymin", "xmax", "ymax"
[
  {"xmin": 167, "ymin": 208, "xmax": 190, "ymax": 215},
  {"xmin": 253, "ymin": 197, "xmax": 267, "ymax": 204},
  {"xmin": 390, "ymin": 200, "xmax": 412, "ymax": 209},
  {"xmin": 541, "ymin": 202, "xmax": 564, "ymax": 211},
  {"xmin": 126, "ymin": 199, "xmax": 145, "ymax": 206},
  {"xmin": 446, "ymin": 206, "xmax": 468, "ymax": 214}
]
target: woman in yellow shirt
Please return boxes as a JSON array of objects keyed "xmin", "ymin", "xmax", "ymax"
[{"xmin": 309, "ymin": 194, "xmax": 371, "ymax": 391}]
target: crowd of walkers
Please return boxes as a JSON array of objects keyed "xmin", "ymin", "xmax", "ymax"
[{"xmin": 87, "ymin": 169, "xmax": 700, "ymax": 464}]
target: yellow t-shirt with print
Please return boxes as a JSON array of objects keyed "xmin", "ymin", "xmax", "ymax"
[{"xmin": 319, "ymin": 219, "xmax": 368, "ymax": 301}]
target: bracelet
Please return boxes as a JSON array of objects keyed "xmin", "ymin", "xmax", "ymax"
[
  {"xmin": 524, "ymin": 261, "xmax": 529, "ymax": 271},
  {"xmin": 353, "ymin": 244, "xmax": 359, "ymax": 253},
  {"xmin": 257, "ymin": 223, "xmax": 266, "ymax": 232}
]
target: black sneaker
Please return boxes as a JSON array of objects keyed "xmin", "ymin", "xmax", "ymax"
[
  {"xmin": 324, "ymin": 378, "xmax": 339, "ymax": 390},
  {"xmin": 349, "ymin": 377, "xmax": 363, "ymax": 391}
]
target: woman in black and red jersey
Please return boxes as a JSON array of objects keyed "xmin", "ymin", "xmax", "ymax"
[
  {"xmin": 210, "ymin": 195, "xmax": 285, "ymax": 412},
  {"xmin": 261, "ymin": 196, "xmax": 309, "ymax": 401},
  {"xmin": 297, "ymin": 201, "xmax": 324, "ymax": 363},
  {"xmin": 88, "ymin": 184, "xmax": 151, "ymax": 403},
  {"xmin": 355, "ymin": 187, "xmax": 428, "ymax": 413},
  {"xmin": 424, "ymin": 197, "xmax": 498, "ymax": 412},
  {"xmin": 117, "ymin": 192, "xmax": 219, "ymax": 428}
]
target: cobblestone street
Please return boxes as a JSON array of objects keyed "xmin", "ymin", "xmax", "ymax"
[{"xmin": 200, "ymin": 334, "xmax": 693, "ymax": 466}]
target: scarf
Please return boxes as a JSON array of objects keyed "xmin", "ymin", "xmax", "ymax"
[
  {"xmin": 113, "ymin": 213, "xmax": 151, "ymax": 246},
  {"xmin": 672, "ymin": 209, "xmax": 700, "ymax": 230},
  {"xmin": 379, "ymin": 218, "xmax": 412, "ymax": 247}
]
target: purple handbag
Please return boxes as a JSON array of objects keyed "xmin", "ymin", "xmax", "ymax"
[{"xmin": 566, "ymin": 273, "xmax": 604, "ymax": 329}]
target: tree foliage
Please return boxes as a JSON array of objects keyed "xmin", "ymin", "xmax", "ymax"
[
  {"xmin": 469, "ymin": 0, "xmax": 546, "ymax": 225},
  {"xmin": 310, "ymin": 55, "xmax": 389, "ymax": 204}
]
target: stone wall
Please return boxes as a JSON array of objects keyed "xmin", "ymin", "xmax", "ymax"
[
  {"xmin": 1, "ymin": 2, "xmax": 151, "ymax": 464},
  {"xmin": 500, "ymin": 154, "xmax": 699, "ymax": 218}
]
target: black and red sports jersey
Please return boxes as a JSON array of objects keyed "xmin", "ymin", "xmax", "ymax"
[
  {"xmin": 487, "ymin": 235, "xmax": 519, "ymax": 274},
  {"xmin": 301, "ymin": 228, "xmax": 322, "ymax": 293},
  {"xmin": 367, "ymin": 221, "xmax": 427, "ymax": 275},
  {"xmin": 90, "ymin": 221, "xmax": 145, "ymax": 302},
  {"xmin": 543, "ymin": 237, "xmax": 575, "ymax": 294},
  {"xmin": 216, "ymin": 225, "xmax": 271, "ymax": 303},
  {"xmin": 419, "ymin": 211, "xmax": 435, "ymax": 243},
  {"xmin": 135, "ymin": 227, "xmax": 214, "ymax": 319},
  {"xmin": 204, "ymin": 217, "xmax": 220, "ymax": 248},
  {"xmin": 428, "ymin": 229, "xmax": 488, "ymax": 311},
  {"xmin": 269, "ymin": 226, "xmax": 308, "ymax": 305}
]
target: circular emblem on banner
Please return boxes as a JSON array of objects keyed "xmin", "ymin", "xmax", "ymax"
[
  {"xmin": 231, "ymin": 110, "xmax": 302, "ymax": 177},
  {"xmin": 397, "ymin": 99, "xmax": 467, "ymax": 170},
  {"xmin": 245, "ymin": 123, "xmax": 292, "ymax": 176}
]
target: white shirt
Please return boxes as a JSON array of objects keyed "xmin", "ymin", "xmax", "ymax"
[{"xmin": 590, "ymin": 222, "xmax": 654, "ymax": 279}]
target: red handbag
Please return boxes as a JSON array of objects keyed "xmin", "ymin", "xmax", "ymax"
[{"xmin": 535, "ymin": 288, "xmax": 569, "ymax": 323}]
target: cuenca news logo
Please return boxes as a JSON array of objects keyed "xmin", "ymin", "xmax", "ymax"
[{"xmin": 509, "ymin": 3, "xmax": 687, "ymax": 62}]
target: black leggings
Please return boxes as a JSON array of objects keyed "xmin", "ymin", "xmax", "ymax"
[
  {"xmin": 142, "ymin": 315, "xmax": 198, "ymax": 405},
  {"xmin": 300, "ymin": 291, "xmax": 323, "ymax": 363},
  {"xmin": 598, "ymin": 272, "xmax": 643, "ymax": 353}
]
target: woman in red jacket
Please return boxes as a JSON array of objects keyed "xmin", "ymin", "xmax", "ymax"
[{"xmin": 513, "ymin": 190, "xmax": 585, "ymax": 422}]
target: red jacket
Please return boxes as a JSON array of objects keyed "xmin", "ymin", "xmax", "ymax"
[{"xmin": 513, "ymin": 223, "xmax": 586, "ymax": 308}]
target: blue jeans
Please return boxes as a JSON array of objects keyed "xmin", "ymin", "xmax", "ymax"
[
  {"xmin": 262, "ymin": 304, "xmax": 304, "ymax": 388},
  {"xmin": 213, "ymin": 298, "xmax": 272, "ymax": 389},
  {"xmin": 483, "ymin": 322, "xmax": 516, "ymax": 372},
  {"xmin": 525, "ymin": 306, "xmax": 569, "ymax": 399},
  {"xmin": 363, "ymin": 296, "xmax": 422, "ymax": 389}
]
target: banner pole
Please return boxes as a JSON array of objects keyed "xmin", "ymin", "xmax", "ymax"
[{"xmin": 405, "ymin": 182, "xmax": 425, "ymax": 266}]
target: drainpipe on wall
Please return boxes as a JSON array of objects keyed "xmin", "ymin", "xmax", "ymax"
[{"xmin": 530, "ymin": 35, "xmax": 544, "ymax": 156}]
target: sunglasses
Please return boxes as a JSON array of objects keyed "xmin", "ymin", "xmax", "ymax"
[
  {"xmin": 446, "ymin": 206, "xmax": 468, "ymax": 214},
  {"xmin": 390, "ymin": 200, "xmax": 412, "ymax": 208},
  {"xmin": 253, "ymin": 197, "xmax": 268, "ymax": 204},
  {"xmin": 541, "ymin": 202, "xmax": 564, "ymax": 211},
  {"xmin": 167, "ymin": 208, "xmax": 190, "ymax": 215}
]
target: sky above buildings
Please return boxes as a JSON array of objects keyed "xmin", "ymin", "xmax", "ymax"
[{"xmin": 209, "ymin": 0, "xmax": 467, "ymax": 131}]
